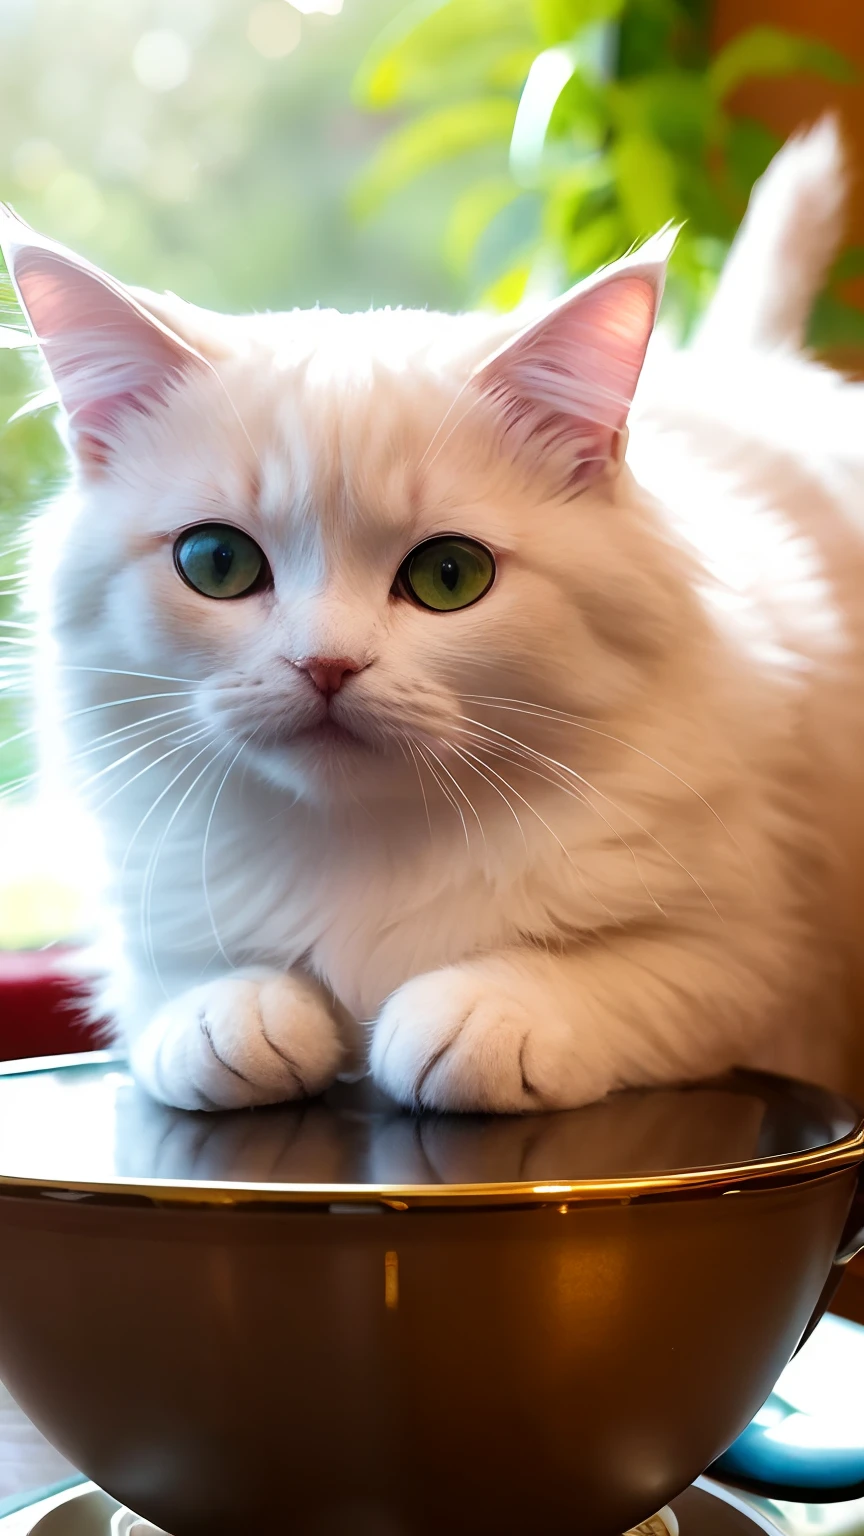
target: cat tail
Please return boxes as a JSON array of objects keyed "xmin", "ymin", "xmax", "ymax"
[{"xmin": 695, "ymin": 116, "xmax": 847, "ymax": 353}]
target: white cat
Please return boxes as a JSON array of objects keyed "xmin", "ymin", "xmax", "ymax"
[{"xmin": 5, "ymin": 119, "xmax": 864, "ymax": 1114}]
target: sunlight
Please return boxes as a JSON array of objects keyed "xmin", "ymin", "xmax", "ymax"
[
  {"xmin": 0, "ymin": 794, "xmax": 102, "ymax": 949},
  {"xmin": 290, "ymin": 0, "xmax": 344, "ymax": 13},
  {"xmin": 773, "ymin": 1314, "xmax": 864, "ymax": 1425},
  {"xmin": 132, "ymin": 31, "xmax": 191, "ymax": 93},
  {"xmin": 247, "ymin": 3, "xmax": 302, "ymax": 57}
]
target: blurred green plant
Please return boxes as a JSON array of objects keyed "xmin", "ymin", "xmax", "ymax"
[
  {"xmin": 354, "ymin": 0, "xmax": 863, "ymax": 339},
  {"xmin": 0, "ymin": 351, "xmax": 64, "ymax": 792}
]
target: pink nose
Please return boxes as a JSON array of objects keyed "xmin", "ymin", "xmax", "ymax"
[{"xmin": 295, "ymin": 657, "xmax": 362, "ymax": 697}]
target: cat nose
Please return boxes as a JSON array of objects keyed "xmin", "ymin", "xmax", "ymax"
[{"xmin": 294, "ymin": 657, "xmax": 363, "ymax": 697}]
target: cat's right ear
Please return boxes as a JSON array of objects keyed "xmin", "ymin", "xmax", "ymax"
[{"xmin": 0, "ymin": 206, "xmax": 207, "ymax": 475}]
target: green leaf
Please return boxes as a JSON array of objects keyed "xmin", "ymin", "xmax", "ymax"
[
  {"xmin": 674, "ymin": 160, "xmax": 737, "ymax": 240},
  {"xmin": 352, "ymin": 99, "xmax": 518, "ymax": 217},
  {"xmin": 479, "ymin": 261, "xmax": 532, "ymax": 310},
  {"xmin": 532, "ymin": 0, "xmax": 577, "ymax": 45},
  {"xmin": 809, "ymin": 292, "xmax": 864, "ymax": 350},
  {"xmin": 0, "ymin": 262, "xmax": 29, "ymax": 345},
  {"xmin": 531, "ymin": 0, "xmax": 625, "ymax": 47},
  {"xmin": 547, "ymin": 53, "xmax": 610, "ymax": 142},
  {"xmin": 540, "ymin": 158, "xmax": 615, "ymax": 244},
  {"xmin": 611, "ymin": 132, "xmax": 680, "ymax": 237},
  {"xmin": 609, "ymin": 72, "xmax": 716, "ymax": 155},
  {"xmin": 565, "ymin": 210, "xmax": 625, "ymax": 276},
  {"xmin": 508, "ymin": 37, "xmax": 614, "ymax": 190},
  {"xmin": 616, "ymin": 0, "xmax": 696, "ymax": 79},
  {"xmin": 708, "ymin": 26, "xmax": 855, "ymax": 101},
  {"xmin": 832, "ymin": 246, "xmax": 864, "ymax": 285},
  {"xmin": 355, "ymin": 0, "xmax": 533, "ymax": 110},
  {"xmin": 444, "ymin": 176, "xmax": 523, "ymax": 274},
  {"xmin": 724, "ymin": 116, "xmax": 782, "ymax": 198},
  {"xmin": 487, "ymin": 46, "xmax": 544, "ymax": 93},
  {"xmin": 510, "ymin": 44, "xmax": 580, "ymax": 181}
]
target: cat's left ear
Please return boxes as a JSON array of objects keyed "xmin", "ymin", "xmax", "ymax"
[
  {"xmin": 0, "ymin": 205, "xmax": 208, "ymax": 474},
  {"xmin": 473, "ymin": 232, "xmax": 673, "ymax": 489}
]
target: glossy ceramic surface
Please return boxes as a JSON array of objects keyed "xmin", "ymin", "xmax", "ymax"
[
  {"xmin": 0, "ymin": 1058, "xmax": 860, "ymax": 1536},
  {"xmin": 0, "ymin": 1053, "xmax": 860, "ymax": 1204}
]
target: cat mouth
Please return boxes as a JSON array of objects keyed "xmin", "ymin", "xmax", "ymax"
[{"xmin": 289, "ymin": 717, "xmax": 366, "ymax": 749}]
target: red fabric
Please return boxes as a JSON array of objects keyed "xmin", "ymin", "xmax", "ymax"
[{"xmin": 0, "ymin": 949, "xmax": 104, "ymax": 1061}]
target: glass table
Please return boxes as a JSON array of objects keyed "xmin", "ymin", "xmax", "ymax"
[{"xmin": 0, "ymin": 1381, "xmax": 79, "ymax": 1522}]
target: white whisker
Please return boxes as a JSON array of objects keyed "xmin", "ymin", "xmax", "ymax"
[
  {"xmin": 94, "ymin": 726, "xmax": 212, "ymax": 826},
  {"xmin": 417, "ymin": 374, "xmax": 477, "ymax": 471},
  {"xmin": 450, "ymin": 740, "xmax": 621, "ymax": 922},
  {"xmin": 464, "ymin": 695, "xmax": 741, "ymax": 855},
  {"xmin": 74, "ymin": 721, "xmax": 208, "ymax": 799},
  {"xmin": 209, "ymin": 375, "xmax": 263, "ymax": 475},
  {"xmin": 121, "ymin": 732, "xmax": 220, "ymax": 879},
  {"xmin": 0, "ymin": 771, "xmax": 37, "ymax": 802},
  {"xmin": 402, "ymin": 734, "xmax": 432, "ymax": 843},
  {"xmin": 57, "ymin": 665, "xmax": 201, "ymax": 685},
  {"xmin": 140, "ymin": 737, "xmax": 230, "ymax": 988},
  {"xmin": 463, "ymin": 732, "xmax": 665, "ymax": 917},
  {"xmin": 201, "ymin": 729, "xmax": 261, "ymax": 967},
  {"xmin": 421, "ymin": 389, "xmax": 487, "ymax": 476},
  {"xmin": 423, "ymin": 741, "xmax": 485, "ymax": 852},
  {"xmin": 5, "ymin": 691, "xmax": 202, "ymax": 771},
  {"xmin": 456, "ymin": 714, "xmax": 719, "ymax": 917},
  {"xmin": 0, "ymin": 707, "xmax": 198, "ymax": 799},
  {"xmin": 415, "ymin": 742, "xmax": 470, "ymax": 853},
  {"xmin": 0, "ymin": 716, "xmax": 205, "ymax": 806},
  {"xmin": 446, "ymin": 741, "xmax": 527, "ymax": 851},
  {"xmin": 72, "ymin": 705, "xmax": 199, "ymax": 758}
]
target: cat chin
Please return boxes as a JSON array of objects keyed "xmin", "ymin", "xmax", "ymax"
[{"xmin": 246, "ymin": 735, "xmax": 410, "ymax": 803}]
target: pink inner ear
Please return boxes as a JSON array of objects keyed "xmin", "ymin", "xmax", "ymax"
[
  {"xmin": 8, "ymin": 245, "xmax": 200, "ymax": 462},
  {"xmin": 478, "ymin": 273, "xmax": 658, "ymax": 487}
]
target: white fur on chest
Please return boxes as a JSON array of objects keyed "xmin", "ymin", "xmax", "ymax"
[
  {"xmin": 122, "ymin": 781, "xmax": 607, "ymax": 1020},
  {"xmin": 86, "ymin": 715, "xmax": 681, "ymax": 1025}
]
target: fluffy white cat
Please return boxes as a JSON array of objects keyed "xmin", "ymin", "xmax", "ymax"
[{"xmin": 4, "ymin": 120, "xmax": 864, "ymax": 1114}]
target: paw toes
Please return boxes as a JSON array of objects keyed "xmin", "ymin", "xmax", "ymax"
[{"xmin": 131, "ymin": 973, "xmax": 342, "ymax": 1111}]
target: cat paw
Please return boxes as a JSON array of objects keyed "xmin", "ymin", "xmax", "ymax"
[
  {"xmin": 371, "ymin": 965, "xmax": 598, "ymax": 1114},
  {"xmin": 128, "ymin": 971, "xmax": 344, "ymax": 1111}
]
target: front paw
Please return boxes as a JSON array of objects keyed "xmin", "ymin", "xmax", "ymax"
[
  {"xmin": 129, "ymin": 971, "xmax": 344, "ymax": 1111},
  {"xmin": 371, "ymin": 965, "xmax": 599, "ymax": 1114}
]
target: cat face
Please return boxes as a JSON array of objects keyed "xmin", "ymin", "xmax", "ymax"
[{"xmin": 2, "ymin": 211, "xmax": 679, "ymax": 806}]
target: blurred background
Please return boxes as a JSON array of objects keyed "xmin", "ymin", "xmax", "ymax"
[{"xmin": 0, "ymin": 0, "xmax": 863, "ymax": 949}]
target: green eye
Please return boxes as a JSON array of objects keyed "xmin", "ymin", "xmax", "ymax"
[
  {"xmin": 398, "ymin": 536, "xmax": 495, "ymax": 613},
  {"xmin": 174, "ymin": 524, "xmax": 267, "ymax": 600}
]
